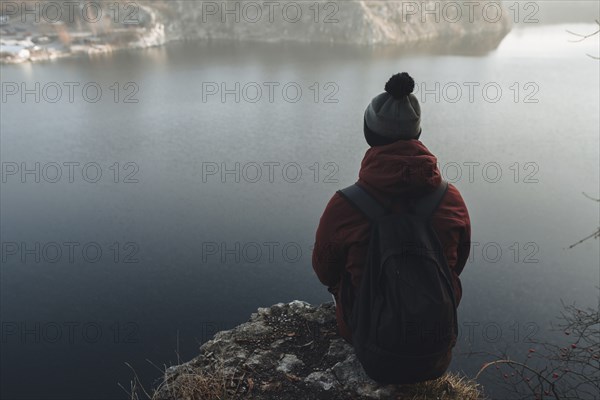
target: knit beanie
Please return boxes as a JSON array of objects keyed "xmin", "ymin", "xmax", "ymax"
[{"xmin": 364, "ymin": 72, "xmax": 422, "ymax": 146}]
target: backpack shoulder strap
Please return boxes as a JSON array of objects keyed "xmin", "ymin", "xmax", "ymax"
[
  {"xmin": 337, "ymin": 184, "xmax": 388, "ymax": 222},
  {"xmin": 413, "ymin": 180, "xmax": 449, "ymax": 217}
]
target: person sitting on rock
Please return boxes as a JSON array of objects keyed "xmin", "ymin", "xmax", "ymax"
[{"xmin": 312, "ymin": 72, "xmax": 471, "ymax": 346}]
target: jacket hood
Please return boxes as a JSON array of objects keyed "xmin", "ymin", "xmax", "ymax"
[{"xmin": 358, "ymin": 139, "xmax": 442, "ymax": 197}]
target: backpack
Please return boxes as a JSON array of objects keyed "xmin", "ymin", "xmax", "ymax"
[{"xmin": 337, "ymin": 181, "xmax": 458, "ymax": 384}]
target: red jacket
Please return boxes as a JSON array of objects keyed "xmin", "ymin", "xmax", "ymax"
[{"xmin": 312, "ymin": 139, "xmax": 471, "ymax": 343}]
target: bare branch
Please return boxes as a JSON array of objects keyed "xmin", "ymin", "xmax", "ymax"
[{"xmin": 567, "ymin": 19, "xmax": 600, "ymax": 42}]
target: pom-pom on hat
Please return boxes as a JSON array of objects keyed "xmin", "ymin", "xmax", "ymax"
[{"xmin": 364, "ymin": 72, "xmax": 422, "ymax": 146}]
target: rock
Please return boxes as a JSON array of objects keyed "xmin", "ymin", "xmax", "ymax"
[
  {"xmin": 0, "ymin": 3, "xmax": 164, "ymax": 64},
  {"xmin": 156, "ymin": 0, "xmax": 511, "ymax": 47},
  {"xmin": 152, "ymin": 301, "xmax": 482, "ymax": 400},
  {"xmin": 305, "ymin": 371, "xmax": 338, "ymax": 391},
  {"xmin": 0, "ymin": 44, "xmax": 30, "ymax": 62},
  {"xmin": 1, "ymin": 0, "xmax": 512, "ymax": 64},
  {"xmin": 276, "ymin": 354, "xmax": 304, "ymax": 373}
]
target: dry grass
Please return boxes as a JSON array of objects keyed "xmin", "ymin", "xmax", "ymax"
[
  {"xmin": 153, "ymin": 372, "xmax": 233, "ymax": 400},
  {"xmin": 144, "ymin": 368, "xmax": 483, "ymax": 400},
  {"xmin": 399, "ymin": 372, "xmax": 484, "ymax": 400},
  {"xmin": 148, "ymin": 361, "xmax": 248, "ymax": 400}
]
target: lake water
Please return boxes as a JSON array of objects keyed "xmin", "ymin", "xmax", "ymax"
[{"xmin": 1, "ymin": 24, "xmax": 599, "ymax": 399}]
